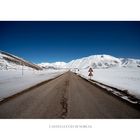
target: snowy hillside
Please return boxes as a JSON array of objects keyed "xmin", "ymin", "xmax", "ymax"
[
  {"xmin": 66, "ymin": 55, "xmax": 140, "ymax": 69},
  {"xmin": 0, "ymin": 51, "xmax": 42, "ymax": 70}
]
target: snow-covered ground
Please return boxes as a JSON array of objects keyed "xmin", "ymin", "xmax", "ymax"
[
  {"xmin": 78, "ymin": 67, "xmax": 140, "ymax": 99},
  {"xmin": 0, "ymin": 69, "xmax": 67, "ymax": 101}
]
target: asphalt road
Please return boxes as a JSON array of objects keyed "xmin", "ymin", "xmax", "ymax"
[{"xmin": 0, "ymin": 71, "xmax": 140, "ymax": 119}]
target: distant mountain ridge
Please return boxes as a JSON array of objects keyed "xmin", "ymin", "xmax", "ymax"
[
  {"xmin": 0, "ymin": 50, "xmax": 140, "ymax": 70},
  {"xmin": 38, "ymin": 62, "xmax": 67, "ymax": 69},
  {"xmin": 39, "ymin": 55, "xmax": 140, "ymax": 69}
]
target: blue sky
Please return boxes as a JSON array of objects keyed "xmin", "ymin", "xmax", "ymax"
[{"xmin": 0, "ymin": 21, "xmax": 140, "ymax": 63}]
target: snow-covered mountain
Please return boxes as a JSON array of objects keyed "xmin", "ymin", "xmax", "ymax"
[
  {"xmin": 66, "ymin": 55, "xmax": 120, "ymax": 69},
  {"xmin": 38, "ymin": 54, "xmax": 140, "ymax": 69},
  {"xmin": 0, "ymin": 51, "xmax": 42, "ymax": 70},
  {"xmin": 66, "ymin": 55, "xmax": 140, "ymax": 69},
  {"xmin": 38, "ymin": 62, "xmax": 67, "ymax": 69}
]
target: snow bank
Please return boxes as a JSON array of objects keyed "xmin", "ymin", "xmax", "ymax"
[
  {"xmin": 0, "ymin": 69, "xmax": 67, "ymax": 101},
  {"xmin": 78, "ymin": 67, "xmax": 140, "ymax": 99}
]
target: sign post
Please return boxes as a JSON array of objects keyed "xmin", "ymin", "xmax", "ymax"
[{"xmin": 88, "ymin": 67, "xmax": 93, "ymax": 80}]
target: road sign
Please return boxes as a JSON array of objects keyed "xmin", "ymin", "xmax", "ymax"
[
  {"xmin": 88, "ymin": 67, "xmax": 93, "ymax": 79},
  {"xmin": 88, "ymin": 72, "xmax": 93, "ymax": 77},
  {"xmin": 88, "ymin": 67, "xmax": 93, "ymax": 72}
]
